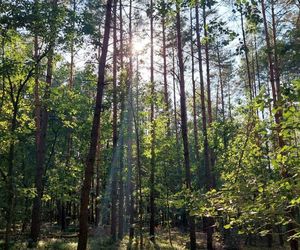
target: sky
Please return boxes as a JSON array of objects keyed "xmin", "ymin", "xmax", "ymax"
[{"xmin": 62, "ymin": 0, "xmax": 247, "ymax": 115}]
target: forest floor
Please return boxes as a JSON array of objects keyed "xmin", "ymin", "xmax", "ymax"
[{"xmin": 0, "ymin": 225, "xmax": 291, "ymax": 249}]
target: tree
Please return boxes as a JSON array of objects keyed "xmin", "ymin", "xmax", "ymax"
[
  {"xmin": 0, "ymin": 0, "xmax": 299, "ymax": 249},
  {"xmin": 77, "ymin": 0, "xmax": 113, "ymax": 248},
  {"xmin": 176, "ymin": 2, "xmax": 196, "ymax": 249},
  {"xmin": 149, "ymin": 0, "xmax": 156, "ymax": 243}
]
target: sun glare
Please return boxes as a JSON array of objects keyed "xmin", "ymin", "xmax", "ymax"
[{"xmin": 132, "ymin": 38, "xmax": 148, "ymax": 54}]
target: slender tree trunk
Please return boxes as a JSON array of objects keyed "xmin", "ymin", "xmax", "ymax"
[
  {"xmin": 94, "ymin": 38, "xmax": 102, "ymax": 228},
  {"xmin": 172, "ymin": 48, "xmax": 179, "ymax": 147},
  {"xmin": 261, "ymin": 0, "xmax": 278, "ymax": 122},
  {"xmin": 127, "ymin": 0, "xmax": 135, "ymax": 244},
  {"xmin": 270, "ymin": 0, "xmax": 285, "ymax": 148},
  {"xmin": 30, "ymin": 1, "xmax": 59, "ymax": 244},
  {"xmin": 239, "ymin": 5, "xmax": 252, "ymax": 100},
  {"xmin": 118, "ymin": 137, "xmax": 124, "ymax": 239},
  {"xmin": 63, "ymin": 0, "xmax": 76, "ymax": 230},
  {"xmin": 215, "ymin": 81, "xmax": 219, "ymax": 120},
  {"xmin": 110, "ymin": 0, "xmax": 118, "ymax": 240},
  {"xmin": 77, "ymin": 1, "xmax": 113, "ymax": 248},
  {"xmin": 190, "ymin": 9, "xmax": 200, "ymax": 169},
  {"xmin": 195, "ymin": 3, "xmax": 214, "ymax": 249},
  {"xmin": 176, "ymin": 4, "xmax": 196, "ymax": 249},
  {"xmin": 95, "ymin": 142, "xmax": 101, "ymax": 226},
  {"xmin": 90, "ymin": 179, "xmax": 95, "ymax": 224},
  {"xmin": 162, "ymin": 8, "xmax": 170, "ymax": 132},
  {"xmin": 69, "ymin": 0, "xmax": 76, "ymax": 89},
  {"xmin": 172, "ymin": 48, "xmax": 182, "ymax": 180},
  {"xmin": 261, "ymin": 1, "xmax": 297, "ymax": 249},
  {"xmin": 195, "ymin": 2, "xmax": 212, "ymax": 190},
  {"xmin": 149, "ymin": 0, "xmax": 156, "ymax": 243},
  {"xmin": 0, "ymin": 32, "xmax": 5, "ymax": 116},
  {"xmin": 117, "ymin": 103, "xmax": 125, "ymax": 239},
  {"xmin": 161, "ymin": 5, "xmax": 172, "ymax": 245},
  {"xmin": 216, "ymin": 44, "xmax": 226, "ymax": 147},
  {"xmin": 271, "ymin": 0, "xmax": 281, "ymax": 103},
  {"xmin": 195, "ymin": 3, "xmax": 211, "ymax": 186},
  {"xmin": 251, "ymin": 49, "xmax": 257, "ymax": 100},
  {"xmin": 61, "ymin": 202, "xmax": 66, "ymax": 231},
  {"xmin": 30, "ymin": 44, "xmax": 54, "ymax": 246},
  {"xmin": 203, "ymin": 5, "xmax": 213, "ymax": 124},
  {"xmin": 261, "ymin": 0, "xmax": 285, "ymax": 154},
  {"xmin": 216, "ymin": 45, "xmax": 225, "ymax": 123},
  {"xmin": 4, "ymin": 105, "xmax": 18, "ymax": 250},
  {"xmin": 118, "ymin": 135, "xmax": 124, "ymax": 237},
  {"xmin": 117, "ymin": 0, "xmax": 124, "ymax": 238},
  {"xmin": 203, "ymin": 4, "xmax": 217, "ymax": 188},
  {"xmin": 133, "ymin": 59, "xmax": 143, "ymax": 248},
  {"xmin": 254, "ymin": 35, "xmax": 261, "ymax": 99},
  {"xmin": 163, "ymin": 162, "xmax": 173, "ymax": 247},
  {"xmin": 127, "ymin": 89, "xmax": 134, "ymax": 244}
]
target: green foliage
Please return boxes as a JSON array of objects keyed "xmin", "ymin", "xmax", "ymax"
[{"xmin": 192, "ymin": 85, "xmax": 300, "ymax": 239}]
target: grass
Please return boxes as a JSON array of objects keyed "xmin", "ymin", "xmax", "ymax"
[
  {"xmin": 0, "ymin": 227, "xmax": 293, "ymax": 249},
  {"xmin": 0, "ymin": 228, "xmax": 190, "ymax": 250}
]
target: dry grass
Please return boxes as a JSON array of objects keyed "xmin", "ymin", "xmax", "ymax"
[{"xmin": 0, "ymin": 226, "xmax": 293, "ymax": 249}]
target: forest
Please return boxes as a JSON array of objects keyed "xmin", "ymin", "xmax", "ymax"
[{"xmin": 0, "ymin": 0, "xmax": 299, "ymax": 249}]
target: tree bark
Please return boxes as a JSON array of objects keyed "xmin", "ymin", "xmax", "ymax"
[
  {"xmin": 239, "ymin": 4, "xmax": 253, "ymax": 100},
  {"xmin": 4, "ymin": 97, "xmax": 18, "ymax": 250},
  {"xmin": 195, "ymin": 2, "xmax": 214, "ymax": 249},
  {"xmin": 261, "ymin": 1, "xmax": 297, "ymax": 249},
  {"xmin": 110, "ymin": 0, "xmax": 118, "ymax": 240},
  {"xmin": 176, "ymin": 4, "xmax": 196, "ymax": 250},
  {"xmin": 203, "ymin": 5, "xmax": 213, "ymax": 124},
  {"xmin": 127, "ymin": 0, "xmax": 135, "ymax": 244},
  {"xmin": 30, "ymin": 42, "xmax": 54, "ymax": 246},
  {"xmin": 133, "ymin": 60, "xmax": 143, "ymax": 248},
  {"xmin": 190, "ymin": 8, "xmax": 200, "ymax": 170},
  {"xmin": 149, "ymin": 0, "xmax": 156, "ymax": 243},
  {"xmin": 195, "ymin": 1, "xmax": 212, "ymax": 190},
  {"xmin": 94, "ymin": 36, "xmax": 102, "ymax": 228},
  {"xmin": 77, "ymin": 0, "xmax": 113, "ymax": 249},
  {"xmin": 117, "ymin": 0, "xmax": 124, "ymax": 238},
  {"xmin": 216, "ymin": 44, "xmax": 226, "ymax": 147},
  {"xmin": 162, "ymin": 5, "xmax": 170, "ymax": 133}
]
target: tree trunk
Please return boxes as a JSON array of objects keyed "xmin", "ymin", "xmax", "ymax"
[
  {"xmin": 271, "ymin": 0, "xmax": 281, "ymax": 105},
  {"xmin": 176, "ymin": 4, "xmax": 196, "ymax": 249},
  {"xmin": 261, "ymin": 1, "xmax": 298, "ymax": 249},
  {"xmin": 77, "ymin": 0, "xmax": 113, "ymax": 248},
  {"xmin": 195, "ymin": 2, "xmax": 212, "ymax": 190},
  {"xmin": 162, "ymin": 7, "xmax": 170, "ymax": 132},
  {"xmin": 29, "ymin": 1, "xmax": 58, "ymax": 244},
  {"xmin": 239, "ymin": 4, "xmax": 253, "ymax": 100},
  {"xmin": 261, "ymin": 0, "xmax": 281, "ymax": 139},
  {"xmin": 110, "ymin": 0, "xmax": 118, "ymax": 240},
  {"xmin": 195, "ymin": 2, "xmax": 214, "ymax": 249},
  {"xmin": 127, "ymin": 85, "xmax": 134, "ymax": 244},
  {"xmin": 127, "ymin": 0, "xmax": 135, "ymax": 244},
  {"xmin": 133, "ymin": 60, "xmax": 143, "ymax": 248},
  {"xmin": 63, "ymin": 0, "xmax": 76, "ymax": 230},
  {"xmin": 203, "ymin": 5, "xmax": 213, "ymax": 124},
  {"xmin": 95, "ymin": 143, "xmax": 101, "ymax": 226},
  {"xmin": 216, "ymin": 44, "xmax": 226, "ymax": 147},
  {"xmin": 61, "ymin": 202, "xmax": 66, "ymax": 231},
  {"xmin": 118, "ymin": 135, "xmax": 124, "ymax": 238},
  {"xmin": 149, "ymin": 0, "xmax": 156, "ymax": 243},
  {"xmin": 4, "ymin": 104, "xmax": 18, "ymax": 250},
  {"xmin": 30, "ymin": 43, "xmax": 54, "ymax": 246},
  {"xmin": 190, "ymin": 8, "xmax": 200, "ymax": 171},
  {"xmin": 117, "ymin": 0, "xmax": 124, "ymax": 238},
  {"xmin": 172, "ymin": 48, "xmax": 179, "ymax": 147}
]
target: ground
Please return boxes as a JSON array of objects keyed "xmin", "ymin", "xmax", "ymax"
[{"xmin": 0, "ymin": 225, "xmax": 291, "ymax": 249}]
